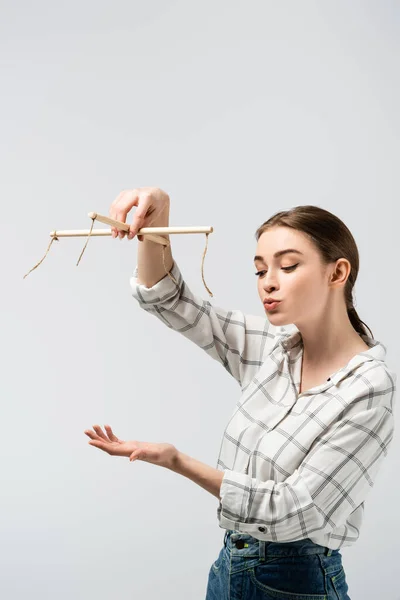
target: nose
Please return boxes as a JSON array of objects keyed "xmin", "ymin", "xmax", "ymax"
[
  {"xmin": 261, "ymin": 274, "xmax": 279, "ymax": 293},
  {"xmin": 264, "ymin": 285, "xmax": 277, "ymax": 295}
]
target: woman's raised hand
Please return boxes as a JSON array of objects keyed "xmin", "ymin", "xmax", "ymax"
[{"xmin": 108, "ymin": 187, "xmax": 170, "ymax": 241}]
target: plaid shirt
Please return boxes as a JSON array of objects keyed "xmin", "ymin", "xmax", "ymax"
[{"xmin": 130, "ymin": 260, "xmax": 396, "ymax": 549}]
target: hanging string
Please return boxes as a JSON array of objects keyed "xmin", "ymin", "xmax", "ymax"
[
  {"xmin": 23, "ymin": 235, "xmax": 59, "ymax": 279},
  {"xmin": 201, "ymin": 233, "xmax": 213, "ymax": 298},
  {"xmin": 200, "ymin": 232, "xmax": 213, "ymax": 297},
  {"xmin": 76, "ymin": 215, "xmax": 95, "ymax": 266},
  {"xmin": 23, "ymin": 219, "xmax": 213, "ymax": 296},
  {"xmin": 159, "ymin": 231, "xmax": 213, "ymax": 297}
]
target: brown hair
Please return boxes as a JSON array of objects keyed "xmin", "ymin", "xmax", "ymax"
[{"xmin": 255, "ymin": 205, "xmax": 373, "ymax": 339}]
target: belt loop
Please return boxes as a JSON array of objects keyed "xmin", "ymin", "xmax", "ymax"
[
  {"xmin": 325, "ymin": 547, "xmax": 333, "ymax": 556},
  {"xmin": 259, "ymin": 539, "xmax": 266, "ymax": 561}
]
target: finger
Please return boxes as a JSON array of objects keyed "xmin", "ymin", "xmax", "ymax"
[
  {"xmin": 109, "ymin": 190, "xmax": 125, "ymax": 238},
  {"xmin": 129, "ymin": 449, "xmax": 142, "ymax": 462},
  {"xmin": 92, "ymin": 424, "xmax": 109, "ymax": 441},
  {"xmin": 111, "ymin": 189, "xmax": 136, "ymax": 238},
  {"xmin": 83, "ymin": 429, "xmax": 104, "ymax": 442},
  {"xmin": 115, "ymin": 190, "xmax": 140, "ymax": 239},
  {"xmin": 88, "ymin": 439, "xmax": 110, "ymax": 454},
  {"xmin": 128, "ymin": 196, "xmax": 152, "ymax": 240},
  {"xmin": 104, "ymin": 424, "xmax": 119, "ymax": 442}
]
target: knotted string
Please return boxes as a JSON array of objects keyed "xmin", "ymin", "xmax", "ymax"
[
  {"xmin": 23, "ymin": 235, "xmax": 59, "ymax": 279},
  {"xmin": 23, "ymin": 218, "xmax": 213, "ymax": 297}
]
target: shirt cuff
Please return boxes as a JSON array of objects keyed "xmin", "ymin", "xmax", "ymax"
[{"xmin": 218, "ymin": 469, "xmax": 271, "ymax": 538}]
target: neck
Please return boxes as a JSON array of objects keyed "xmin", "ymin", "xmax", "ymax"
[{"xmin": 295, "ymin": 306, "xmax": 364, "ymax": 365}]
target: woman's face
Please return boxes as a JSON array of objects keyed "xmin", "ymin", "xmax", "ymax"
[{"xmin": 254, "ymin": 226, "xmax": 334, "ymax": 327}]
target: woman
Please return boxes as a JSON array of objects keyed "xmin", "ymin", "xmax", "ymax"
[{"xmin": 84, "ymin": 188, "xmax": 396, "ymax": 599}]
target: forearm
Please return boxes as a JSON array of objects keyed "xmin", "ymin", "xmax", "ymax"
[
  {"xmin": 137, "ymin": 201, "xmax": 174, "ymax": 288},
  {"xmin": 170, "ymin": 451, "xmax": 224, "ymax": 500}
]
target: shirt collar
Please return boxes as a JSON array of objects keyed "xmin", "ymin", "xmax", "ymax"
[{"xmin": 278, "ymin": 324, "xmax": 387, "ymax": 389}]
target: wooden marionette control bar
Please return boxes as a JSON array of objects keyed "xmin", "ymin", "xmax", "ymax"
[{"xmin": 48, "ymin": 212, "xmax": 214, "ymax": 237}]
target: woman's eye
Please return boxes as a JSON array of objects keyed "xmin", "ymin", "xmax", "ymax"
[
  {"xmin": 254, "ymin": 264, "xmax": 299, "ymax": 277},
  {"xmin": 282, "ymin": 263, "xmax": 299, "ymax": 272}
]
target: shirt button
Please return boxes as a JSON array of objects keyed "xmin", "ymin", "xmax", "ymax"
[{"xmin": 258, "ymin": 526, "xmax": 267, "ymax": 533}]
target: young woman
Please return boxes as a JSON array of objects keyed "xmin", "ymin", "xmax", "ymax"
[{"xmin": 84, "ymin": 188, "xmax": 396, "ymax": 600}]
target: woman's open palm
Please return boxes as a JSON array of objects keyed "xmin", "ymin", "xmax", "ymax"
[{"xmin": 84, "ymin": 424, "xmax": 177, "ymax": 468}]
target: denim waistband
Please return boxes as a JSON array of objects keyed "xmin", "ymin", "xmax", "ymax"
[{"xmin": 223, "ymin": 529, "xmax": 338, "ymax": 558}]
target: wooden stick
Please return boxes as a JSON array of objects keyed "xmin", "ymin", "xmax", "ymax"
[
  {"xmin": 49, "ymin": 226, "xmax": 213, "ymax": 237},
  {"xmin": 50, "ymin": 229, "xmax": 116, "ymax": 237},
  {"xmin": 89, "ymin": 211, "xmax": 214, "ymax": 234},
  {"xmin": 49, "ymin": 213, "xmax": 213, "ymax": 237}
]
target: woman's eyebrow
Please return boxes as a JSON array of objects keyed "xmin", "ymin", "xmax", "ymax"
[{"xmin": 254, "ymin": 249, "xmax": 304, "ymax": 263}]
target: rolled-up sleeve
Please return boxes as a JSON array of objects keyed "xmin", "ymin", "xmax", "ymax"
[
  {"xmin": 130, "ymin": 260, "xmax": 276, "ymax": 387},
  {"xmin": 218, "ymin": 385, "xmax": 395, "ymax": 541}
]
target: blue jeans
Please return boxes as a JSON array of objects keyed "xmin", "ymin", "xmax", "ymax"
[{"xmin": 205, "ymin": 530, "xmax": 350, "ymax": 599}]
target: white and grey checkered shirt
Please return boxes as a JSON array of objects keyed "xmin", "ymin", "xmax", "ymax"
[{"xmin": 130, "ymin": 260, "xmax": 396, "ymax": 550}]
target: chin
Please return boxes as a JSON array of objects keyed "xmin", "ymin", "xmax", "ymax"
[
  {"xmin": 264, "ymin": 310, "xmax": 291, "ymax": 325},
  {"xmin": 265, "ymin": 311, "xmax": 283, "ymax": 320}
]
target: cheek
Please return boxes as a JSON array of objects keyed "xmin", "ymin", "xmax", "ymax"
[
  {"xmin": 288, "ymin": 273, "xmax": 307, "ymax": 292},
  {"xmin": 290, "ymin": 273, "xmax": 325, "ymax": 305},
  {"xmin": 283, "ymin": 272, "xmax": 315, "ymax": 305}
]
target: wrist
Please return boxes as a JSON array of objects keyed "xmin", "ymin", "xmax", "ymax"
[{"xmin": 169, "ymin": 448, "xmax": 182, "ymax": 472}]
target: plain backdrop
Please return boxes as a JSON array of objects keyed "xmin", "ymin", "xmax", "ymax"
[{"xmin": 1, "ymin": 1, "xmax": 399, "ymax": 599}]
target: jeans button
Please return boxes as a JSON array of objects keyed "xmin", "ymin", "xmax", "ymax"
[{"xmin": 235, "ymin": 540, "xmax": 245, "ymax": 549}]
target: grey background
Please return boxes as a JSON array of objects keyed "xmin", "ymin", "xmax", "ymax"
[{"xmin": 2, "ymin": 1, "xmax": 399, "ymax": 598}]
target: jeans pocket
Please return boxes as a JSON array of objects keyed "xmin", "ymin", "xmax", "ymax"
[
  {"xmin": 327, "ymin": 566, "xmax": 350, "ymax": 600},
  {"xmin": 249, "ymin": 555, "xmax": 327, "ymax": 600},
  {"xmin": 211, "ymin": 547, "xmax": 225, "ymax": 574}
]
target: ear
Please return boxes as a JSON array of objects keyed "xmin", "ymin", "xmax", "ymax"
[{"xmin": 329, "ymin": 258, "xmax": 351, "ymax": 288}]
